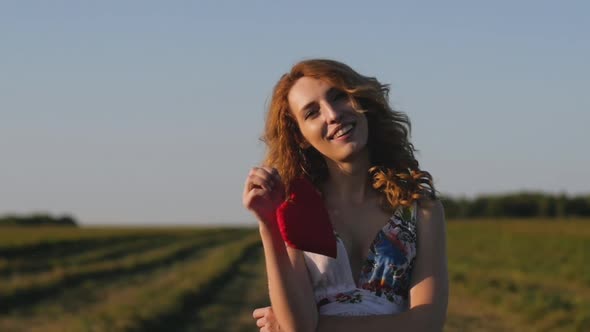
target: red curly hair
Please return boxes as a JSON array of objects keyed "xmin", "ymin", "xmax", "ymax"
[{"xmin": 262, "ymin": 59, "xmax": 436, "ymax": 211}]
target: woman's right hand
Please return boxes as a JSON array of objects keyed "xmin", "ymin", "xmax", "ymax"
[
  {"xmin": 253, "ymin": 306, "xmax": 281, "ymax": 332},
  {"xmin": 242, "ymin": 166, "xmax": 285, "ymax": 226}
]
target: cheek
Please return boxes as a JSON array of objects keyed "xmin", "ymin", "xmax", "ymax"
[
  {"xmin": 357, "ymin": 117, "xmax": 370, "ymax": 142},
  {"xmin": 300, "ymin": 122, "xmax": 324, "ymax": 142}
]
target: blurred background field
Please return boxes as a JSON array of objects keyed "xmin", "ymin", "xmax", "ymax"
[{"xmin": 0, "ymin": 219, "xmax": 588, "ymax": 332}]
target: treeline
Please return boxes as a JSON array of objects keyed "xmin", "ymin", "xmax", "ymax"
[
  {"xmin": 441, "ymin": 192, "xmax": 590, "ymax": 219},
  {"xmin": 0, "ymin": 213, "xmax": 78, "ymax": 227}
]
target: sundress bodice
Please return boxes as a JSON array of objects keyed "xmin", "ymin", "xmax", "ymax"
[{"xmin": 302, "ymin": 204, "xmax": 417, "ymax": 316}]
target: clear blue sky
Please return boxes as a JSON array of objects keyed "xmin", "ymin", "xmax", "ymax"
[{"xmin": 1, "ymin": 1, "xmax": 588, "ymax": 225}]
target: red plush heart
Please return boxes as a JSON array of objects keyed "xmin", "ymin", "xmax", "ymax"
[{"xmin": 276, "ymin": 177, "xmax": 337, "ymax": 258}]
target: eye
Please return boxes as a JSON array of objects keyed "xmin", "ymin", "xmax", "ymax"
[
  {"xmin": 331, "ymin": 90, "xmax": 348, "ymax": 102},
  {"xmin": 304, "ymin": 108, "xmax": 319, "ymax": 120}
]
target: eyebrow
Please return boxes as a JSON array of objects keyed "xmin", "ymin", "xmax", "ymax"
[{"xmin": 300, "ymin": 100, "xmax": 317, "ymax": 115}]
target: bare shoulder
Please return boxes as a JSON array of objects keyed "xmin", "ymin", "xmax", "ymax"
[
  {"xmin": 416, "ymin": 198, "xmax": 445, "ymax": 224},
  {"xmin": 413, "ymin": 198, "xmax": 446, "ymax": 247}
]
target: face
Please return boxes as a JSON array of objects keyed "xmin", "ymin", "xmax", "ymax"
[{"xmin": 287, "ymin": 76, "xmax": 369, "ymax": 163}]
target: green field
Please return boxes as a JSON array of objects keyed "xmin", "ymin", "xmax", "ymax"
[{"xmin": 0, "ymin": 220, "xmax": 588, "ymax": 332}]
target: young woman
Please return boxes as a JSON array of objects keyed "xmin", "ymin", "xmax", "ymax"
[{"xmin": 242, "ymin": 59, "xmax": 448, "ymax": 332}]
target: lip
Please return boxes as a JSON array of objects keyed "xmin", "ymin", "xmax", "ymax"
[{"xmin": 327, "ymin": 122, "xmax": 355, "ymax": 140}]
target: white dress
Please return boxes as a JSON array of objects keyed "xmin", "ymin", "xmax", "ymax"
[{"xmin": 302, "ymin": 204, "xmax": 418, "ymax": 316}]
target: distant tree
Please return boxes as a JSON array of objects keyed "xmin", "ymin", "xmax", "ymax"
[
  {"xmin": 555, "ymin": 193, "xmax": 568, "ymax": 218},
  {"xmin": 439, "ymin": 196, "xmax": 462, "ymax": 219},
  {"xmin": 440, "ymin": 192, "xmax": 590, "ymax": 219},
  {"xmin": 566, "ymin": 196, "xmax": 590, "ymax": 216},
  {"xmin": 0, "ymin": 213, "xmax": 79, "ymax": 227}
]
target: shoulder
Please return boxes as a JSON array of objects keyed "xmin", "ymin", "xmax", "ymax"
[
  {"xmin": 416, "ymin": 198, "xmax": 445, "ymax": 224},
  {"xmin": 414, "ymin": 198, "xmax": 446, "ymax": 245}
]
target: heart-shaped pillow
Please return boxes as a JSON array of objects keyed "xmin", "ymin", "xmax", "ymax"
[{"xmin": 276, "ymin": 177, "xmax": 337, "ymax": 258}]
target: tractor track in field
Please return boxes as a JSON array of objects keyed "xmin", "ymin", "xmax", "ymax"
[
  {"xmin": 0, "ymin": 231, "xmax": 248, "ymax": 314},
  {"xmin": 134, "ymin": 244, "xmax": 267, "ymax": 332}
]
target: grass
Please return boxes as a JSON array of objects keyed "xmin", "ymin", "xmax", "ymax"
[
  {"xmin": 0, "ymin": 229, "xmax": 253, "ymax": 314},
  {"xmin": 38, "ymin": 234, "xmax": 261, "ymax": 332},
  {"xmin": 446, "ymin": 219, "xmax": 590, "ymax": 331},
  {"xmin": 0, "ymin": 219, "xmax": 588, "ymax": 331}
]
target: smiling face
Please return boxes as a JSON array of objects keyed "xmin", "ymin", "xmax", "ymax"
[{"xmin": 287, "ymin": 76, "xmax": 369, "ymax": 164}]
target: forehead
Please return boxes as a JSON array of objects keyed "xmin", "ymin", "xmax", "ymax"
[{"xmin": 287, "ymin": 77, "xmax": 332, "ymax": 113}]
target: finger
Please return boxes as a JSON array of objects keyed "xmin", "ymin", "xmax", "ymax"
[
  {"xmin": 252, "ymin": 166, "xmax": 274, "ymax": 181},
  {"xmin": 256, "ymin": 317, "xmax": 267, "ymax": 327},
  {"xmin": 243, "ymin": 167, "xmax": 264, "ymax": 196},
  {"xmin": 247, "ymin": 173, "xmax": 274, "ymax": 192},
  {"xmin": 243, "ymin": 178, "xmax": 267, "ymax": 203},
  {"xmin": 270, "ymin": 167, "xmax": 280, "ymax": 181},
  {"xmin": 261, "ymin": 166, "xmax": 281, "ymax": 185},
  {"xmin": 252, "ymin": 307, "xmax": 270, "ymax": 319},
  {"xmin": 244, "ymin": 188, "xmax": 271, "ymax": 207},
  {"xmin": 249, "ymin": 168, "xmax": 275, "ymax": 191},
  {"xmin": 258, "ymin": 166, "xmax": 280, "ymax": 188}
]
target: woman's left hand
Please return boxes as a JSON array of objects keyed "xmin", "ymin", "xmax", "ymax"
[{"xmin": 253, "ymin": 306, "xmax": 281, "ymax": 332}]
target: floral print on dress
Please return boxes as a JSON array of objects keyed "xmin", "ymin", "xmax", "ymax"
[
  {"xmin": 357, "ymin": 205, "xmax": 417, "ymax": 305},
  {"xmin": 318, "ymin": 289, "xmax": 363, "ymax": 307}
]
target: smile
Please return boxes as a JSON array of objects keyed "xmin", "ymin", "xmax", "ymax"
[{"xmin": 331, "ymin": 123, "xmax": 354, "ymax": 140}]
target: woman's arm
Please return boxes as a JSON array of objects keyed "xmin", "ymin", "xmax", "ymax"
[
  {"xmin": 255, "ymin": 199, "xmax": 448, "ymax": 332},
  {"xmin": 244, "ymin": 166, "xmax": 319, "ymax": 332},
  {"xmin": 259, "ymin": 222, "xmax": 319, "ymax": 332}
]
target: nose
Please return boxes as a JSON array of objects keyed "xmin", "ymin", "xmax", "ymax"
[{"xmin": 321, "ymin": 101, "xmax": 343, "ymax": 124}]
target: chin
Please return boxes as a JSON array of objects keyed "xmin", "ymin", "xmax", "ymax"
[{"xmin": 333, "ymin": 144, "xmax": 368, "ymax": 163}]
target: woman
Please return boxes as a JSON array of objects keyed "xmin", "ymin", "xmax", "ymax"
[{"xmin": 242, "ymin": 59, "xmax": 448, "ymax": 332}]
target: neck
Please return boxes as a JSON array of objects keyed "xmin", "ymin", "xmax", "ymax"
[{"xmin": 321, "ymin": 150, "xmax": 374, "ymax": 205}]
